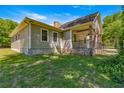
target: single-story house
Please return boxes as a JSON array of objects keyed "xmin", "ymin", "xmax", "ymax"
[{"xmin": 10, "ymin": 12, "xmax": 103, "ymax": 55}]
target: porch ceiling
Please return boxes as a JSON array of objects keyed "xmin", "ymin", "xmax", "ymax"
[{"xmin": 69, "ymin": 22, "xmax": 92, "ymax": 31}]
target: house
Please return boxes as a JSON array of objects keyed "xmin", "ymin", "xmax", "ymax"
[{"xmin": 10, "ymin": 12, "xmax": 103, "ymax": 55}]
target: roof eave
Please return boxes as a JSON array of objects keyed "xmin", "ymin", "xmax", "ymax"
[
  {"xmin": 25, "ymin": 17, "xmax": 62, "ymax": 32},
  {"xmin": 9, "ymin": 17, "xmax": 63, "ymax": 37},
  {"xmin": 9, "ymin": 17, "xmax": 29, "ymax": 37}
]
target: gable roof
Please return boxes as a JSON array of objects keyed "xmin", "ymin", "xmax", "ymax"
[
  {"xmin": 60, "ymin": 12, "xmax": 99, "ymax": 30},
  {"xmin": 10, "ymin": 17, "xmax": 62, "ymax": 37},
  {"xmin": 10, "ymin": 12, "xmax": 101, "ymax": 37}
]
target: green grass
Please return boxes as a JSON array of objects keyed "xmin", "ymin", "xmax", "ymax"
[{"xmin": 0, "ymin": 48, "xmax": 123, "ymax": 88}]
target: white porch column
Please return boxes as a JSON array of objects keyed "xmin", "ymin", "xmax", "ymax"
[
  {"xmin": 95, "ymin": 34, "xmax": 98, "ymax": 48},
  {"xmin": 86, "ymin": 35, "xmax": 90, "ymax": 48}
]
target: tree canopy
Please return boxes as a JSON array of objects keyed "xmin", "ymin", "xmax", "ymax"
[
  {"xmin": 102, "ymin": 6, "xmax": 124, "ymax": 54},
  {"xmin": 102, "ymin": 11, "xmax": 123, "ymax": 48},
  {"xmin": 0, "ymin": 18, "xmax": 18, "ymax": 47},
  {"xmin": 119, "ymin": 6, "xmax": 124, "ymax": 53}
]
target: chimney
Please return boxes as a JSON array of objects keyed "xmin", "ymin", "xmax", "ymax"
[{"xmin": 53, "ymin": 21, "xmax": 61, "ymax": 28}]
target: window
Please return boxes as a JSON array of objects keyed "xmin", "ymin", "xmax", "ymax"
[
  {"xmin": 53, "ymin": 32, "xmax": 58, "ymax": 42},
  {"xmin": 41, "ymin": 29, "xmax": 48, "ymax": 42}
]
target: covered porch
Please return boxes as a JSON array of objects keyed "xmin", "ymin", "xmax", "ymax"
[{"xmin": 70, "ymin": 22, "xmax": 102, "ymax": 55}]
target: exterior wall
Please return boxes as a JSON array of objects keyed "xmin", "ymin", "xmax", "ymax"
[
  {"xmin": 29, "ymin": 24, "xmax": 61, "ymax": 55},
  {"xmin": 11, "ymin": 19, "xmax": 102, "ymax": 56},
  {"xmin": 11, "ymin": 25, "xmax": 29, "ymax": 55}
]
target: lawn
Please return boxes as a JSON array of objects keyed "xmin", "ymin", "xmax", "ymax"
[{"xmin": 0, "ymin": 48, "xmax": 123, "ymax": 88}]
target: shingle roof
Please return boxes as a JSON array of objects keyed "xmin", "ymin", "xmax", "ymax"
[{"xmin": 60, "ymin": 12, "xmax": 99, "ymax": 30}]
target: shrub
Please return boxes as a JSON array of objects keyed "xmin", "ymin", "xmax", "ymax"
[{"xmin": 99, "ymin": 54, "xmax": 124, "ymax": 84}]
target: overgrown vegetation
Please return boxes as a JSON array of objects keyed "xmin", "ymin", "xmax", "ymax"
[
  {"xmin": 103, "ymin": 6, "xmax": 124, "ymax": 51},
  {"xmin": 101, "ymin": 6, "xmax": 124, "ymax": 85},
  {"xmin": 119, "ymin": 6, "xmax": 124, "ymax": 53},
  {"xmin": 98, "ymin": 54, "xmax": 124, "ymax": 84},
  {"xmin": 102, "ymin": 12, "xmax": 121, "ymax": 48},
  {"xmin": 0, "ymin": 18, "xmax": 18, "ymax": 47}
]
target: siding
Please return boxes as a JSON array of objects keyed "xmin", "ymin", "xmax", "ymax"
[
  {"xmin": 11, "ymin": 25, "xmax": 29, "ymax": 54},
  {"xmin": 31, "ymin": 24, "xmax": 52, "ymax": 49},
  {"xmin": 30, "ymin": 24, "xmax": 61, "ymax": 55}
]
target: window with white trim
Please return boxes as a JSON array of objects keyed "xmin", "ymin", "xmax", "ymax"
[
  {"xmin": 53, "ymin": 32, "xmax": 58, "ymax": 42},
  {"xmin": 41, "ymin": 29, "xmax": 48, "ymax": 42}
]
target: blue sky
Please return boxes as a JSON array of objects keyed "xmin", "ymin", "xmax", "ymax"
[{"xmin": 0, "ymin": 5, "xmax": 121, "ymax": 25}]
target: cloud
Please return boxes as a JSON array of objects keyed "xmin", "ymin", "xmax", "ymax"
[
  {"xmin": 6, "ymin": 10, "xmax": 47, "ymax": 23},
  {"xmin": 72, "ymin": 5, "xmax": 95, "ymax": 11},
  {"xmin": 39, "ymin": 13, "xmax": 80, "ymax": 25},
  {"xmin": 6, "ymin": 10, "xmax": 80, "ymax": 25},
  {"xmin": 72, "ymin": 6, "xmax": 80, "ymax": 8},
  {"xmin": 22, "ymin": 11, "xmax": 47, "ymax": 20},
  {"xmin": 64, "ymin": 13, "xmax": 71, "ymax": 16}
]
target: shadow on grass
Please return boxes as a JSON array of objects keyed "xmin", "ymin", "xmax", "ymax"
[{"xmin": 0, "ymin": 52, "xmax": 123, "ymax": 88}]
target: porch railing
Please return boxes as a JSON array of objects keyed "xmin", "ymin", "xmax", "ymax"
[
  {"xmin": 72, "ymin": 40, "xmax": 87, "ymax": 49},
  {"xmin": 72, "ymin": 40, "xmax": 104, "ymax": 55}
]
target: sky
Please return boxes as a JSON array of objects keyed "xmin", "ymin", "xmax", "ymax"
[{"xmin": 0, "ymin": 5, "xmax": 121, "ymax": 25}]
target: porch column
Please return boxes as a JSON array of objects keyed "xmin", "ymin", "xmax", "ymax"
[
  {"xmin": 89, "ymin": 28, "xmax": 93, "ymax": 48},
  {"xmin": 89, "ymin": 27, "xmax": 95, "ymax": 56},
  {"xmin": 95, "ymin": 34, "xmax": 98, "ymax": 48},
  {"xmin": 86, "ymin": 35, "xmax": 90, "ymax": 48}
]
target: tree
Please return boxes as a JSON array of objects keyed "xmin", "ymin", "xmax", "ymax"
[
  {"xmin": 118, "ymin": 6, "xmax": 124, "ymax": 53},
  {"xmin": 102, "ymin": 11, "xmax": 122, "ymax": 48},
  {"xmin": 0, "ymin": 18, "xmax": 18, "ymax": 47}
]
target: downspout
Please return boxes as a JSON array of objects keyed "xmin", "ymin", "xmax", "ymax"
[
  {"xmin": 60, "ymin": 32, "xmax": 63, "ymax": 54},
  {"xmin": 70, "ymin": 30, "xmax": 73, "ymax": 49},
  {"xmin": 28, "ymin": 23, "xmax": 31, "ymax": 49}
]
